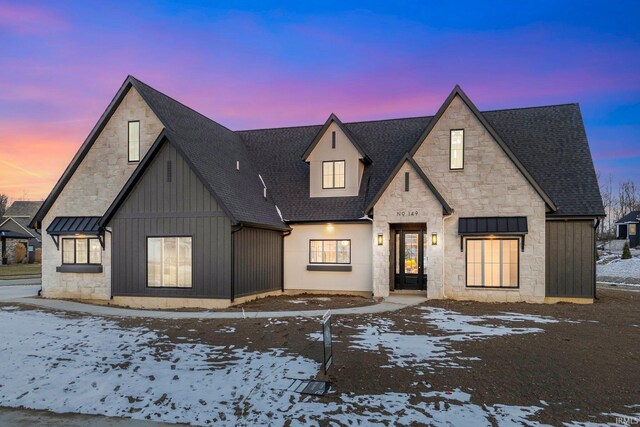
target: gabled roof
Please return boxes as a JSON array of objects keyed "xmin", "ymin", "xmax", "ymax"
[
  {"xmin": 32, "ymin": 76, "xmax": 286, "ymax": 231},
  {"xmin": 366, "ymin": 153, "xmax": 452, "ymax": 215},
  {"xmin": 5, "ymin": 201, "xmax": 42, "ymax": 218},
  {"xmin": 240, "ymin": 103, "xmax": 604, "ymax": 220},
  {"xmin": 409, "ymin": 85, "xmax": 557, "ymax": 212},
  {"xmin": 616, "ymin": 211, "xmax": 640, "ymax": 224},
  {"xmin": 0, "ymin": 217, "xmax": 38, "ymax": 239},
  {"xmin": 301, "ymin": 113, "xmax": 372, "ymax": 164}
]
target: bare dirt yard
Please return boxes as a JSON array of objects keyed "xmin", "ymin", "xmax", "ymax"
[{"xmin": 0, "ymin": 288, "xmax": 637, "ymax": 426}]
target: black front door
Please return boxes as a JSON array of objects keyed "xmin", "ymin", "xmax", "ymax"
[{"xmin": 394, "ymin": 229, "xmax": 426, "ymax": 290}]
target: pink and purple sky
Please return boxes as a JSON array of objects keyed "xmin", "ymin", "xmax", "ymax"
[{"xmin": 0, "ymin": 0, "xmax": 638, "ymax": 202}]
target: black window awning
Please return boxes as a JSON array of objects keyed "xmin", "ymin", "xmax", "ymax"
[
  {"xmin": 47, "ymin": 216, "xmax": 102, "ymax": 236},
  {"xmin": 458, "ymin": 216, "xmax": 528, "ymax": 235},
  {"xmin": 46, "ymin": 216, "xmax": 104, "ymax": 250},
  {"xmin": 458, "ymin": 217, "xmax": 528, "ymax": 251}
]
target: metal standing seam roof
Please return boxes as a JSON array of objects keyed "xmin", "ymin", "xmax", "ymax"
[
  {"xmin": 458, "ymin": 217, "xmax": 528, "ymax": 235},
  {"xmin": 46, "ymin": 216, "xmax": 102, "ymax": 235}
]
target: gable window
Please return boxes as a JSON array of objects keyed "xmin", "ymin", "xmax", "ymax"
[
  {"xmin": 466, "ymin": 239, "xmax": 518, "ymax": 288},
  {"xmin": 309, "ymin": 239, "xmax": 351, "ymax": 264},
  {"xmin": 147, "ymin": 237, "xmax": 192, "ymax": 288},
  {"xmin": 450, "ymin": 129, "xmax": 464, "ymax": 170},
  {"xmin": 322, "ymin": 160, "xmax": 345, "ymax": 189},
  {"xmin": 128, "ymin": 121, "xmax": 140, "ymax": 162},
  {"xmin": 62, "ymin": 238, "xmax": 102, "ymax": 265}
]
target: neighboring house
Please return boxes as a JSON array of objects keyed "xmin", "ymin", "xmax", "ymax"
[
  {"xmin": 1, "ymin": 201, "xmax": 42, "ymax": 264},
  {"xmin": 615, "ymin": 211, "xmax": 640, "ymax": 248},
  {"xmin": 30, "ymin": 76, "xmax": 604, "ymax": 307}
]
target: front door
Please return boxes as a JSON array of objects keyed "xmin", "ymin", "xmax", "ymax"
[{"xmin": 394, "ymin": 229, "xmax": 426, "ymax": 290}]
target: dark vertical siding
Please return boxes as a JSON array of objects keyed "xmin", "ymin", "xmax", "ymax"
[
  {"xmin": 545, "ymin": 220, "xmax": 595, "ymax": 298},
  {"xmin": 233, "ymin": 227, "xmax": 283, "ymax": 298},
  {"xmin": 110, "ymin": 141, "xmax": 232, "ymax": 298}
]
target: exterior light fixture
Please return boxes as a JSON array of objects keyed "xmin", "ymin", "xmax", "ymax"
[
  {"xmin": 431, "ymin": 233, "xmax": 438, "ymax": 245},
  {"xmin": 377, "ymin": 234, "xmax": 383, "ymax": 245},
  {"xmin": 326, "ymin": 223, "xmax": 334, "ymax": 233}
]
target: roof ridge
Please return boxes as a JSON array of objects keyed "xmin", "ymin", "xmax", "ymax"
[
  {"xmin": 481, "ymin": 102, "xmax": 579, "ymax": 114},
  {"xmin": 129, "ymin": 75, "xmax": 238, "ymax": 136}
]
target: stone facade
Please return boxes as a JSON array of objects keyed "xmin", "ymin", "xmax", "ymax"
[
  {"xmin": 41, "ymin": 88, "xmax": 164, "ymax": 300},
  {"xmin": 372, "ymin": 161, "xmax": 446, "ymax": 298},
  {"xmin": 373, "ymin": 95, "xmax": 547, "ymax": 302},
  {"xmin": 2, "ymin": 239, "xmax": 28, "ymax": 264}
]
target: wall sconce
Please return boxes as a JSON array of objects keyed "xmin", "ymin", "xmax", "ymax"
[
  {"xmin": 431, "ymin": 233, "xmax": 438, "ymax": 245},
  {"xmin": 377, "ymin": 234, "xmax": 383, "ymax": 246}
]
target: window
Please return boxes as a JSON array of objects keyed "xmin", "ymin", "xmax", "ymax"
[
  {"xmin": 309, "ymin": 240, "xmax": 351, "ymax": 264},
  {"xmin": 322, "ymin": 161, "xmax": 345, "ymax": 189},
  {"xmin": 466, "ymin": 239, "xmax": 518, "ymax": 288},
  {"xmin": 147, "ymin": 237, "xmax": 192, "ymax": 288},
  {"xmin": 450, "ymin": 129, "xmax": 464, "ymax": 170},
  {"xmin": 62, "ymin": 238, "xmax": 102, "ymax": 265},
  {"xmin": 630, "ymin": 224, "xmax": 637, "ymax": 235},
  {"xmin": 128, "ymin": 121, "xmax": 140, "ymax": 162},
  {"xmin": 332, "ymin": 131, "xmax": 336, "ymax": 149},
  {"xmin": 405, "ymin": 172, "xmax": 410, "ymax": 192}
]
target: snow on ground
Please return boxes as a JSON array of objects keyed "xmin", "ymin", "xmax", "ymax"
[
  {"xmin": 597, "ymin": 254, "xmax": 640, "ymax": 285},
  {"xmin": 0, "ymin": 306, "xmax": 570, "ymax": 426},
  {"xmin": 346, "ymin": 308, "xmax": 560, "ymax": 370}
]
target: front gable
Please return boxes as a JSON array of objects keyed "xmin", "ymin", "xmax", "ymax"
[
  {"xmin": 303, "ymin": 114, "xmax": 371, "ymax": 198},
  {"xmin": 33, "ymin": 79, "xmax": 164, "ymax": 229},
  {"xmin": 410, "ymin": 86, "xmax": 556, "ymax": 213}
]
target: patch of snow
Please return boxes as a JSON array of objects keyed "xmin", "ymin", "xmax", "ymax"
[
  {"xmin": 289, "ymin": 300, "xmax": 308, "ymax": 304},
  {"xmin": 216, "ymin": 326, "xmax": 236, "ymax": 333},
  {"xmin": 342, "ymin": 308, "xmax": 557, "ymax": 369},
  {"xmin": 0, "ymin": 307, "xmax": 558, "ymax": 426},
  {"xmin": 597, "ymin": 256, "xmax": 640, "ymax": 284}
]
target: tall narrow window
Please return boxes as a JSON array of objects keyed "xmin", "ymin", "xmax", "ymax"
[
  {"xmin": 332, "ymin": 131, "xmax": 336, "ymax": 149},
  {"xmin": 322, "ymin": 160, "xmax": 345, "ymax": 189},
  {"xmin": 405, "ymin": 172, "xmax": 410, "ymax": 191},
  {"xmin": 128, "ymin": 121, "xmax": 140, "ymax": 162},
  {"xmin": 147, "ymin": 237, "xmax": 192, "ymax": 288},
  {"xmin": 450, "ymin": 129, "xmax": 464, "ymax": 170},
  {"xmin": 466, "ymin": 239, "xmax": 518, "ymax": 288}
]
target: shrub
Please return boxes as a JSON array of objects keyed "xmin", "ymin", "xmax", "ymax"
[
  {"xmin": 622, "ymin": 242, "xmax": 632, "ymax": 259},
  {"xmin": 15, "ymin": 243, "xmax": 27, "ymax": 264}
]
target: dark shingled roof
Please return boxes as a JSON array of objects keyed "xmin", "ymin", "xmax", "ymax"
[
  {"xmin": 130, "ymin": 77, "xmax": 287, "ymax": 230},
  {"xmin": 33, "ymin": 76, "xmax": 604, "ymax": 230},
  {"xmin": 4, "ymin": 201, "xmax": 42, "ymax": 218},
  {"xmin": 239, "ymin": 104, "xmax": 604, "ymax": 221},
  {"xmin": 616, "ymin": 211, "xmax": 640, "ymax": 224}
]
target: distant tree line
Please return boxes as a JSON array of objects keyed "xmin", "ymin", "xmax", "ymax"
[
  {"xmin": 599, "ymin": 176, "xmax": 640, "ymax": 240},
  {"xmin": 0, "ymin": 193, "xmax": 7, "ymax": 218}
]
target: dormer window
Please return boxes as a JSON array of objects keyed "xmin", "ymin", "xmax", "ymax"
[
  {"xmin": 128, "ymin": 121, "xmax": 140, "ymax": 162},
  {"xmin": 450, "ymin": 129, "xmax": 464, "ymax": 170},
  {"xmin": 322, "ymin": 160, "xmax": 345, "ymax": 189}
]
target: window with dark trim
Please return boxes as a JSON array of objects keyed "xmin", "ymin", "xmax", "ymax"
[
  {"xmin": 466, "ymin": 238, "xmax": 519, "ymax": 288},
  {"xmin": 62, "ymin": 238, "xmax": 102, "ymax": 265},
  {"xmin": 147, "ymin": 237, "xmax": 193, "ymax": 288},
  {"xmin": 128, "ymin": 120, "xmax": 140, "ymax": 162},
  {"xmin": 322, "ymin": 160, "xmax": 345, "ymax": 189},
  {"xmin": 450, "ymin": 129, "xmax": 464, "ymax": 170},
  {"xmin": 309, "ymin": 239, "xmax": 351, "ymax": 264}
]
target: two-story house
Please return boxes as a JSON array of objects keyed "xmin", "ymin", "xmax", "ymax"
[{"xmin": 30, "ymin": 76, "xmax": 604, "ymax": 308}]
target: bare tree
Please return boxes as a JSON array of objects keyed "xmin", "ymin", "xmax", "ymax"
[{"xmin": 0, "ymin": 194, "xmax": 7, "ymax": 219}]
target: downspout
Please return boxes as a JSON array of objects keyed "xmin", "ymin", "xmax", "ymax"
[
  {"xmin": 282, "ymin": 229, "xmax": 292, "ymax": 293},
  {"xmin": 230, "ymin": 224, "xmax": 243, "ymax": 303},
  {"xmin": 103, "ymin": 227, "xmax": 113, "ymax": 300},
  {"xmin": 594, "ymin": 219, "xmax": 600, "ymax": 301}
]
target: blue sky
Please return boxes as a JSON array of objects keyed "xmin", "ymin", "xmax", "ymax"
[{"xmin": 0, "ymin": 0, "xmax": 638, "ymax": 199}]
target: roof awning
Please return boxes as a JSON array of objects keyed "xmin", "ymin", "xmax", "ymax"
[
  {"xmin": 46, "ymin": 216, "xmax": 103, "ymax": 249},
  {"xmin": 458, "ymin": 216, "xmax": 528, "ymax": 251},
  {"xmin": 0, "ymin": 229, "xmax": 31, "ymax": 239}
]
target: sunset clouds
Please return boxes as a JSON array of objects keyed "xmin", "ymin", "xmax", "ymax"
[{"xmin": 0, "ymin": 1, "xmax": 638, "ymax": 201}]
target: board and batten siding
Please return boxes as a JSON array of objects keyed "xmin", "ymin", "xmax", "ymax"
[
  {"xmin": 110, "ymin": 141, "xmax": 232, "ymax": 298},
  {"xmin": 545, "ymin": 220, "xmax": 595, "ymax": 298},
  {"xmin": 233, "ymin": 227, "xmax": 283, "ymax": 298}
]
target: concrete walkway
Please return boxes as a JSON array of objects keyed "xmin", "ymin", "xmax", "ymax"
[
  {"xmin": 13, "ymin": 293, "xmax": 426, "ymax": 319},
  {"xmin": 0, "ymin": 278, "xmax": 41, "ymax": 286}
]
